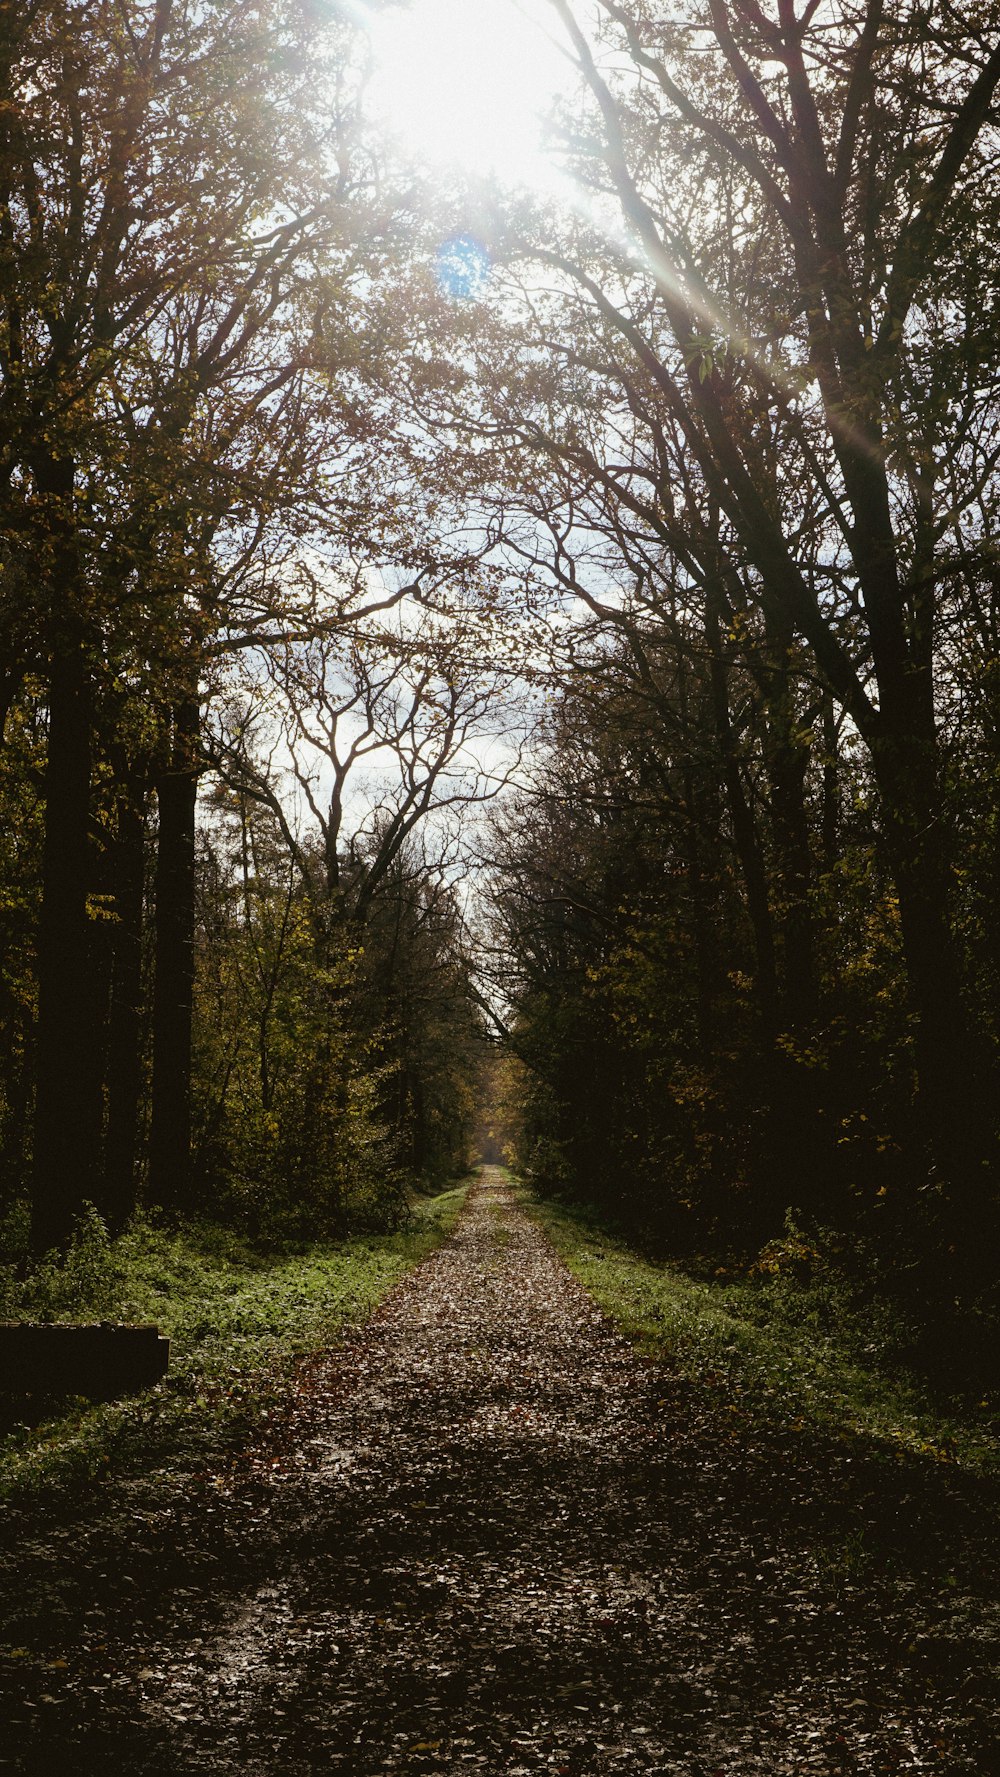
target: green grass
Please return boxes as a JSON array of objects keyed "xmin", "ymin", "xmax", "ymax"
[
  {"xmin": 0, "ymin": 1183, "xmax": 469, "ymax": 1512},
  {"xmin": 527, "ymin": 1190, "xmax": 1000, "ymax": 1478}
]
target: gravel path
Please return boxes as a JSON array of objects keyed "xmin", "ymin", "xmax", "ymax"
[
  {"xmin": 141, "ymin": 1169, "xmax": 679, "ymax": 1773},
  {"xmin": 7, "ymin": 1170, "xmax": 990, "ymax": 1772}
]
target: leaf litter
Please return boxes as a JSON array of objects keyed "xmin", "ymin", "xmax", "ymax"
[{"xmin": 1, "ymin": 1169, "xmax": 997, "ymax": 1772}]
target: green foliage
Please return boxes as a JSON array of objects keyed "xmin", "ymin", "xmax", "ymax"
[
  {"xmin": 190, "ymin": 805, "xmax": 482, "ymax": 1238},
  {"xmin": 529, "ymin": 1191, "xmax": 1000, "ymax": 1477},
  {"xmin": 751, "ymin": 1211, "xmax": 823, "ymax": 1283},
  {"xmin": 351, "ymin": 844, "xmax": 487, "ymax": 1190},
  {"xmin": 488, "ymin": 668, "xmax": 935, "ymax": 1257},
  {"xmin": 0, "ymin": 1205, "xmax": 126, "ymax": 1322},
  {"xmin": 0, "ymin": 2, "xmax": 488, "ymax": 1252},
  {"xmin": 0, "ymin": 1182, "xmax": 470, "ymax": 1509}
]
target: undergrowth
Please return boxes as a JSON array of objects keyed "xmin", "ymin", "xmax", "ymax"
[
  {"xmin": 527, "ymin": 1190, "xmax": 1000, "ymax": 1478},
  {"xmin": 0, "ymin": 1182, "xmax": 469, "ymax": 1512}
]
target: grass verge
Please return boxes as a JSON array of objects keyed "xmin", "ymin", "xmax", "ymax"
[
  {"xmin": 0, "ymin": 1182, "xmax": 469, "ymax": 1516},
  {"xmin": 526, "ymin": 1189, "xmax": 1000, "ymax": 1479}
]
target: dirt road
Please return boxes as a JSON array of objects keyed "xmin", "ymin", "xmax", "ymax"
[{"xmin": 4, "ymin": 1172, "xmax": 986, "ymax": 1773}]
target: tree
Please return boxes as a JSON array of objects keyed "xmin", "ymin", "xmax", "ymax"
[
  {"xmin": 533, "ymin": 0, "xmax": 1000, "ymax": 1235},
  {"xmin": 484, "ymin": 636, "xmax": 918, "ymax": 1245},
  {"xmin": 188, "ymin": 698, "xmax": 488, "ymax": 1234},
  {"xmin": 390, "ymin": 0, "xmax": 1000, "ymax": 1256},
  {"xmin": 0, "ymin": 0, "xmax": 431, "ymax": 1241}
]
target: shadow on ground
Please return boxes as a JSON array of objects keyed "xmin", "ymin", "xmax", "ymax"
[{"xmin": 2, "ymin": 1171, "xmax": 997, "ymax": 1773}]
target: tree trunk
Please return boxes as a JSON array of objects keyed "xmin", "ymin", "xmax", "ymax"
[
  {"xmin": 821, "ymin": 690, "xmax": 839, "ymax": 876},
  {"xmin": 31, "ymin": 641, "xmax": 100, "ymax": 1250},
  {"xmin": 103, "ymin": 752, "xmax": 148, "ymax": 1231},
  {"xmin": 688, "ymin": 824, "xmax": 718, "ymax": 1057},
  {"xmin": 760, "ymin": 616, "xmax": 816, "ymax": 1031},
  {"xmin": 705, "ymin": 588, "xmax": 778, "ymax": 1031},
  {"xmin": 149, "ymin": 694, "xmax": 199, "ymax": 1210},
  {"xmin": 871, "ymin": 699, "xmax": 996, "ymax": 1261}
]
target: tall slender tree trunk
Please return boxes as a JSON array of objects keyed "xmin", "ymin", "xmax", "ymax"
[
  {"xmin": 149, "ymin": 694, "xmax": 199, "ymax": 1210},
  {"xmin": 820, "ymin": 691, "xmax": 839, "ymax": 877},
  {"xmin": 760, "ymin": 615, "xmax": 815, "ymax": 1031},
  {"xmin": 31, "ymin": 640, "xmax": 100, "ymax": 1250},
  {"xmin": 31, "ymin": 452, "xmax": 102, "ymax": 1252},
  {"xmin": 705, "ymin": 588, "xmax": 778, "ymax": 1031},
  {"xmin": 676, "ymin": 653, "xmax": 722, "ymax": 1057},
  {"xmin": 687, "ymin": 810, "xmax": 718, "ymax": 1058},
  {"xmin": 103, "ymin": 752, "xmax": 148, "ymax": 1231},
  {"xmin": 870, "ymin": 667, "xmax": 996, "ymax": 1262},
  {"xmin": 877, "ymin": 762, "xmax": 981, "ymax": 1134}
]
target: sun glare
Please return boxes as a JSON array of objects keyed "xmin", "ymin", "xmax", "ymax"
[{"xmin": 367, "ymin": 0, "xmax": 567, "ymax": 189}]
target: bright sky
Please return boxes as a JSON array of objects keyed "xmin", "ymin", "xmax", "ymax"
[{"xmin": 367, "ymin": 0, "xmax": 570, "ymax": 189}]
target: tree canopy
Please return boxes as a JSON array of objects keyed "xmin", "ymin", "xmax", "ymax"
[{"xmin": 2, "ymin": 0, "xmax": 999, "ymax": 1319}]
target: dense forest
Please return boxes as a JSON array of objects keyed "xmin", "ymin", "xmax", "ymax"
[
  {"xmin": 3, "ymin": 0, "xmax": 1000, "ymax": 1337},
  {"xmin": 0, "ymin": 0, "xmax": 499, "ymax": 1254}
]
